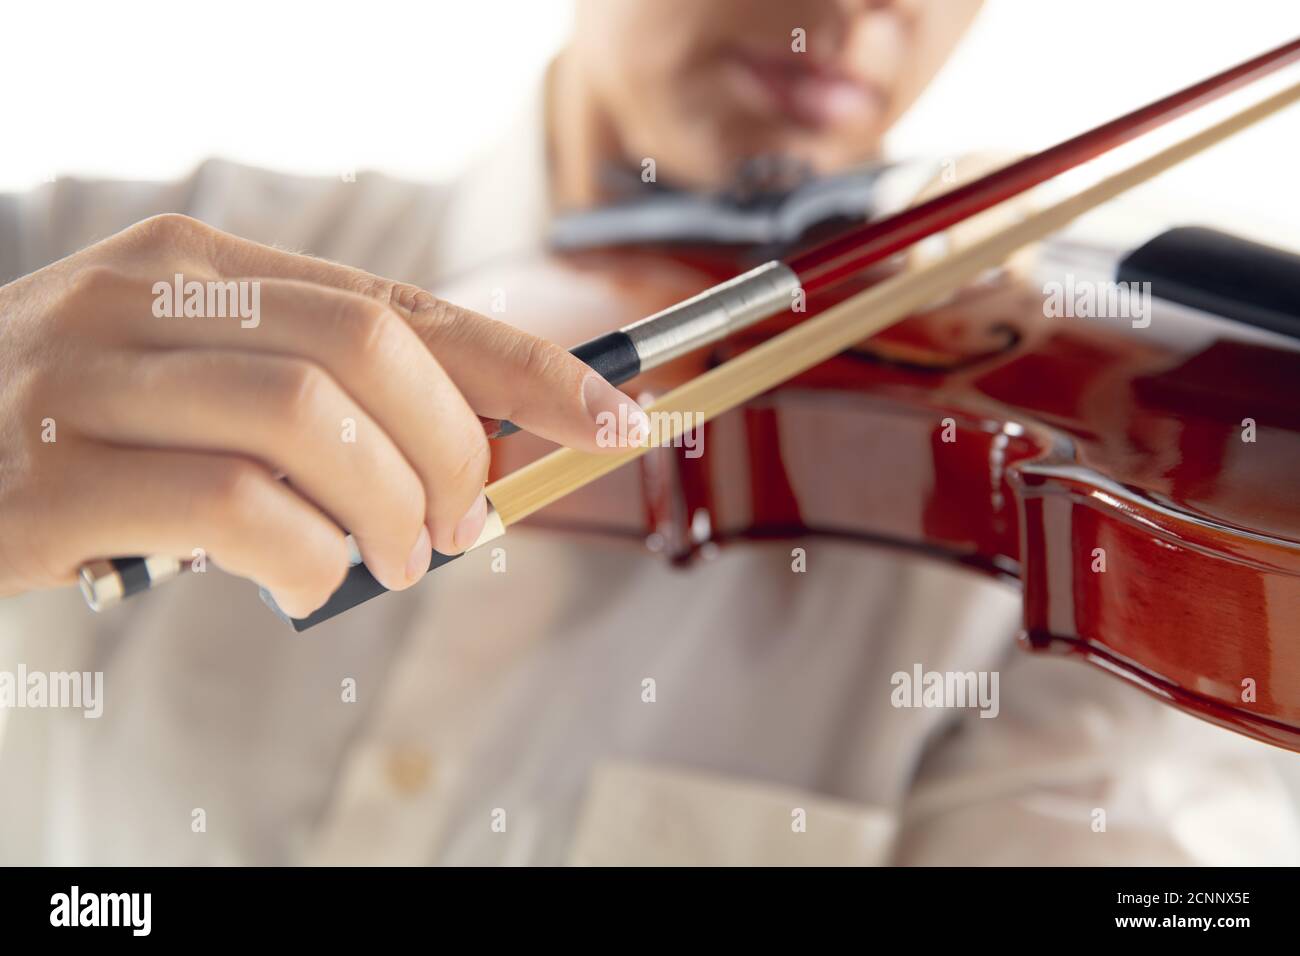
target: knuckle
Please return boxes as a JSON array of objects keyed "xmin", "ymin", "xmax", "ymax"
[
  {"xmin": 336, "ymin": 299, "xmax": 405, "ymax": 365},
  {"xmin": 267, "ymin": 359, "xmax": 331, "ymax": 427},
  {"xmin": 67, "ymin": 265, "xmax": 122, "ymax": 300},
  {"xmin": 349, "ymin": 275, "xmax": 395, "ymax": 305},
  {"xmin": 515, "ymin": 333, "xmax": 562, "ymax": 383},
  {"xmin": 385, "ymin": 282, "xmax": 442, "ymax": 318},
  {"xmin": 199, "ymin": 459, "xmax": 270, "ymax": 528},
  {"xmin": 411, "ymin": 294, "xmax": 475, "ymax": 344},
  {"xmin": 52, "ymin": 267, "xmax": 125, "ymax": 335},
  {"xmin": 127, "ymin": 212, "xmax": 201, "ymax": 248}
]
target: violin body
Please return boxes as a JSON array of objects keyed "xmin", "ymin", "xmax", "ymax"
[{"xmin": 441, "ymin": 238, "xmax": 1300, "ymax": 752}]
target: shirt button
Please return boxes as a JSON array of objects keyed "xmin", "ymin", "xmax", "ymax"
[{"xmin": 385, "ymin": 748, "xmax": 433, "ymax": 796}]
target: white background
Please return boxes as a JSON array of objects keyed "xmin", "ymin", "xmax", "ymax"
[{"xmin": 4, "ymin": 0, "xmax": 1299, "ymax": 248}]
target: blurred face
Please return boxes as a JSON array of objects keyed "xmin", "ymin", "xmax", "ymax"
[{"xmin": 570, "ymin": 0, "xmax": 983, "ymax": 187}]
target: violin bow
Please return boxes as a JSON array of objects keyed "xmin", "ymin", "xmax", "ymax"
[
  {"xmin": 277, "ymin": 51, "xmax": 1300, "ymax": 630},
  {"xmin": 484, "ymin": 34, "xmax": 1300, "ymax": 436},
  {"xmin": 79, "ymin": 38, "xmax": 1300, "ymax": 625}
]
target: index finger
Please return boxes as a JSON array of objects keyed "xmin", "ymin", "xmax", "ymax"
[{"xmin": 202, "ymin": 223, "xmax": 648, "ymax": 452}]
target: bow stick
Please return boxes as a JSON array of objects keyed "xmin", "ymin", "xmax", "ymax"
[
  {"xmin": 78, "ymin": 38, "xmax": 1300, "ymax": 622},
  {"xmin": 281, "ymin": 70, "xmax": 1300, "ymax": 630}
]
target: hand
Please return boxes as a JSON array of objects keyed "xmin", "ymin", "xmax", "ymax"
[{"xmin": 0, "ymin": 214, "xmax": 644, "ymax": 617}]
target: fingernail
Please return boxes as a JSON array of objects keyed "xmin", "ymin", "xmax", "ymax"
[
  {"xmin": 453, "ymin": 493, "xmax": 488, "ymax": 552},
  {"xmin": 405, "ymin": 525, "xmax": 432, "ymax": 583},
  {"xmin": 583, "ymin": 374, "xmax": 650, "ymax": 448}
]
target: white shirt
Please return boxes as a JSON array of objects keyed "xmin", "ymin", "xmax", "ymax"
[{"xmin": 0, "ymin": 100, "xmax": 1296, "ymax": 866}]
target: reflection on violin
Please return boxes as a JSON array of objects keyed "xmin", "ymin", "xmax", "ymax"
[{"xmin": 430, "ymin": 54, "xmax": 1300, "ymax": 752}]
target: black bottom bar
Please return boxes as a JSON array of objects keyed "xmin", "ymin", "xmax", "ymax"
[{"xmin": 0, "ymin": 865, "xmax": 1290, "ymax": 941}]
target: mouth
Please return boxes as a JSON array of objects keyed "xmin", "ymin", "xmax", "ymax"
[{"xmin": 723, "ymin": 46, "xmax": 886, "ymax": 130}]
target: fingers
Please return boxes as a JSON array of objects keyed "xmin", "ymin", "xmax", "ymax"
[
  {"xmin": 403, "ymin": 305, "xmax": 650, "ymax": 452},
  {"xmin": 189, "ymin": 228, "xmax": 649, "ymax": 451},
  {"xmin": 69, "ymin": 348, "xmax": 431, "ymax": 592},
  {"xmin": 61, "ymin": 217, "xmax": 640, "ymax": 570},
  {"xmin": 13, "ymin": 216, "xmax": 600, "ymax": 611},
  {"xmin": 42, "ymin": 445, "xmax": 351, "ymax": 619},
  {"xmin": 127, "ymin": 278, "xmax": 493, "ymax": 554}
]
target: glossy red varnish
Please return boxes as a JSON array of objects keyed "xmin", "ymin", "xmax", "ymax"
[{"xmin": 444, "ymin": 244, "xmax": 1300, "ymax": 752}]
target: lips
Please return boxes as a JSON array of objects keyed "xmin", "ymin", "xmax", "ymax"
[{"xmin": 725, "ymin": 48, "xmax": 884, "ymax": 129}]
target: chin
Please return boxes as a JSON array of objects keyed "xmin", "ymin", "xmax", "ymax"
[
  {"xmin": 725, "ymin": 133, "xmax": 882, "ymax": 180},
  {"xmin": 652, "ymin": 112, "xmax": 882, "ymax": 189}
]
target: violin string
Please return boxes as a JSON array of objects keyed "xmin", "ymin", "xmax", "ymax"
[
  {"xmin": 787, "ymin": 38, "xmax": 1300, "ymax": 294},
  {"xmin": 487, "ymin": 77, "xmax": 1300, "ymax": 529}
]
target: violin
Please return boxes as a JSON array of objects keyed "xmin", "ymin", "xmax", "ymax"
[
  {"xmin": 435, "ymin": 48, "xmax": 1300, "ymax": 753},
  {"xmin": 81, "ymin": 38, "xmax": 1300, "ymax": 752},
  {"xmin": 445, "ymin": 223, "xmax": 1300, "ymax": 752}
]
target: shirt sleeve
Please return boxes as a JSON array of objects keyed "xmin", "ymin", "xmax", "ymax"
[
  {"xmin": 0, "ymin": 159, "xmax": 452, "ymax": 289},
  {"xmin": 0, "ymin": 170, "xmax": 205, "ymax": 285}
]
